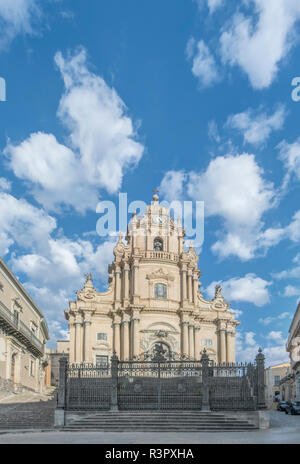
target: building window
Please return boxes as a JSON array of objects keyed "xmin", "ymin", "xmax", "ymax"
[
  {"xmin": 202, "ymin": 339, "xmax": 213, "ymax": 347},
  {"xmin": 95, "ymin": 355, "xmax": 108, "ymax": 365},
  {"xmin": 97, "ymin": 333, "xmax": 108, "ymax": 341},
  {"xmin": 30, "ymin": 359, "xmax": 35, "ymax": 377},
  {"xmin": 154, "ymin": 283, "xmax": 167, "ymax": 299},
  {"xmin": 274, "ymin": 375, "xmax": 281, "ymax": 386},
  {"xmin": 13, "ymin": 310, "xmax": 19, "ymax": 325},
  {"xmin": 154, "ymin": 237, "xmax": 163, "ymax": 251}
]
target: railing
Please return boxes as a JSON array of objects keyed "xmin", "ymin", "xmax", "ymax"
[
  {"xmin": 142, "ymin": 251, "xmax": 179, "ymax": 262},
  {"xmin": 57, "ymin": 349, "xmax": 266, "ymax": 412},
  {"xmin": 0, "ymin": 300, "xmax": 43, "ymax": 353}
]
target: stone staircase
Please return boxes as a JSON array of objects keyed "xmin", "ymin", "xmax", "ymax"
[
  {"xmin": 0, "ymin": 389, "xmax": 56, "ymax": 430},
  {"xmin": 64, "ymin": 411, "xmax": 258, "ymax": 432}
]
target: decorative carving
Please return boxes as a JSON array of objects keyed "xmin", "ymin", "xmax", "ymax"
[
  {"xmin": 146, "ymin": 268, "xmax": 174, "ymax": 281},
  {"xmin": 210, "ymin": 285, "xmax": 231, "ymax": 310}
]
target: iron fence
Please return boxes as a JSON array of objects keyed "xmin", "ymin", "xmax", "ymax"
[{"xmin": 57, "ymin": 348, "xmax": 266, "ymax": 412}]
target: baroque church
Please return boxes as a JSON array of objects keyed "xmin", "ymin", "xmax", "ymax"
[{"xmin": 65, "ymin": 192, "xmax": 240, "ymax": 364}]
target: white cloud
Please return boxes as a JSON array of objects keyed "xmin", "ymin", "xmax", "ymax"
[
  {"xmin": 187, "ymin": 153, "xmax": 275, "ymax": 260},
  {"xmin": 186, "ymin": 39, "xmax": 219, "ymax": 88},
  {"xmin": 260, "ymin": 210, "xmax": 300, "ymax": 249},
  {"xmin": 0, "ymin": 177, "xmax": 11, "ymax": 192},
  {"xmin": 207, "ymin": 0, "xmax": 224, "ymax": 14},
  {"xmin": 229, "ymin": 309, "xmax": 243, "ymax": 319},
  {"xmin": 0, "ymin": 192, "xmax": 56, "ymax": 256},
  {"xmin": 208, "ymin": 120, "xmax": 221, "ymax": 143},
  {"xmin": 273, "ymin": 254, "xmax": 300, "ymax": 280},
  {"xmin": 159, "ymin": 170, "xmax": 186, "ymax": 203},
  {"xmin": 245, "ymin": 331, "xmax": 256, "ymax": 346},
  {"xmin": 277, "ymin": 138, "xmax": 300, "ymax": 187},
  {"xmin": 220, "ymin": 0, "xmax": 300, "ymax": 89},
  {"xmin": 4, "ymin": 48, "xmax": 144, "ymax": 213},
  {"xmin": 206, "ymin": 273, "xmax": 272, "ymax": 307},
  {"xmin": 0, "ymin": 188, "xmax": 119, "ymax": 344},
  {"xmin": 236, "ymin": 331, "xmax": 289, "ymax": 366},
  {"xmin": 0, "ymin": 0, "xmax": 40, "ymax": 50},
  {"xmin": 283, "ymin": 285, "xmax": 300, "ymax": 297},
  {"xmin": 258, "ymin": 312, "xmax": 292, "ymax": 326},
  {"xmin": 266, "ymin": 331, "xmax": 285, "ymax": 344},
  {"xmin": 196, "ymin": 0, "xmax": 224, "ymax": 14},
  {"xmin": 227, "ymin": 106, "xmax": 286, "ymax": 146}
]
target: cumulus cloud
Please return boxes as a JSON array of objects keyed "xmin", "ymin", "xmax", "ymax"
[
  {"xmin": 277, "ymin": 138, "xmax": 300, "ymax": 189},
  {"xmin": 236, "ymin": 331, "xmax": 289, "ymax": 366},
  {"xmin": 187, "ymin": 154, "xmax": 276, "ymax": 260},
  {"xmin": 206, "ymin": 273, "xmax": 272, "ymax": 307},
  {"xmin": 186, "ymin": 39, "xmax": 219, "ymax": 88},
  {"xmin": 160, "ymin": 152, "xmax": 300, "ymax": 260},
  {"xmin": 0, "ymin": 0, "xmax": 41, "ymax": 50},
  {"xmin": 159, "ymin": 170, "xmax": 187, "ymax": 203},
  {"xmin": 273, "ymin": 254, "xmax": 300, "ymax": 280},
  {"xmin": 227, "ymin": 106, "xmax": 286, "ymax": 146},
  {"xmin": 283, "ymin": 285, "xmax": 300, "ymax": 297},
  {"xmin": 0, "ymin": 192, "xmax": 56, "ymax": 256},
  {"xmin": 0, "ymin": 188, "xmax": 119, "ymax": 344},
  {"xmin": 220, "ymin": 0, "xmax": 300, "ymax": 89},
  {"xmin": 196, "ymin": 0, "xmax": 224, "ymax": 14},
  {"xmin": 258, "ymin": 312, "xmax": 292, "ymax": 326},
  {"xmin": 0, "ymin": 177, "xmax": 11, "ymax": 192},
  {"xmin": 4, "ymin": 48, "xmax": 144, "ymax": 213}
]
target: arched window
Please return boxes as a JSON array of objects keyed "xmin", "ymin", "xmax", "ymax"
[
  {"xmin": 153, "ymin": 237, "xmax": 163, "ymax": 251},
  {"xmin": 154, "ymin": 283, "xmax": 167, "ymax": 299}
]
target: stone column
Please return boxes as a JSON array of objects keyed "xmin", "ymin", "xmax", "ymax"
[
  {"xmin": 181, "ymin": 321, "xmax": 189, "ymax": 356},
  {"xmin": 193, "ymin": 275, "xmax": 198, "ymax": 304},
  {"xmin": 69, "ymin": 316, "xmax": 75, "ymax": 364},
  {"xmin": 188, "ymin": 271, "xmax": 193, "ymax": 304},
  {"xmin": 194, "ymin": 325, "xmax": 201, "ymax": 360},
  {"xmin": 74, "ymin": 316, "xmax": 82, "ymax": 363},
  {"xmin": 181, "ymin": 266, "xmax": 187, "ymax": 303},
  {"xmin": 188, "ymin": 324, "xmax": 195, "ymax": 359},
  {"xmin": 226, "ymin": 330, "xmax": 235, "ymax": 363},
  {"xmin": 131, "ymin": 312, "xmax": 140, "ymax": 358},
  {"xmin": 114, "ymin": 265, "xmax": 121, "ymax": 302},
  {"xmin": 122, "ymin": 316, "xmax": 130, "ymax": 360},
  {"xmin": 219, "ymin": 329, "xmax": 226, "ymax": 364},
  {"xmin": 133, "ymin": 263, "xmax": 139, "ymax": 296},
  {"xmin": 123, "ymin": 264, "xmax": 130, "ymax": 302},
  {"xmin": 112, "ymin": 316, "xmax": 121, "ymax": 358},
  {"xmin": 83, "ymin": 313, "xmax": 92, "ymax": 363}
]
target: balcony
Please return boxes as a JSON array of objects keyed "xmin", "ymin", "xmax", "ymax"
[
  {"xmin": 141, "ymin": 251, "xmax": 179, "ymax": 263},
  {"xmin": 0, "ymin": 300, "xmax": 44, "ymax": 355}
]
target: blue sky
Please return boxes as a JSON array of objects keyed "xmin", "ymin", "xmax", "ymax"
[{"xmin": 0, "ymin": 0, "xmax": 300, "ymax": 366}]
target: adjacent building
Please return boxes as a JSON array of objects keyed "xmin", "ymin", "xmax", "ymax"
[
  {"xmin": 65, "ymin": 193, "xmax": 240, "ymax": 364},
  {"xmin": 0, "ymin": 257, "xmax": 49, "ymax": 394},
  {"xmin": 265, "ymin": 362, "xmax": 290, "ymax": 408},
  {"xmin": 47, "ymin": 340, "xmax": 70, "ymax": 386},
  {"xmin": 283, "ymin": 302, "xmax": 300, "ymax": 403}
]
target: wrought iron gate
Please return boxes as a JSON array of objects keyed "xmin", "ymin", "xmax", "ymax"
[
  {"xmin": 66, "ymin": 363, "xmax": 111, "ymax": 410},
  {"xmin": 57, "ymin": 348, "xmax": 266, "ymax": 412},
  {"xmin": 118, "ymin": 360, "xmax": 203, "ymax": 410}
]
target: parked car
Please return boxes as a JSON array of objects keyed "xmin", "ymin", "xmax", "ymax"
[
  {"xmin": 285, "ymin": 402, "xmax": 300, "ymax": 415},
  {"xmin": 277, "ymin": 401, "xmax": 289, "ymax": 411}
]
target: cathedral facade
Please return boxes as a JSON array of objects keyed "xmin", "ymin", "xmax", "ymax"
[{"xmin": 65, "ymin": 193, "xmax": 239, "ymax": 364}]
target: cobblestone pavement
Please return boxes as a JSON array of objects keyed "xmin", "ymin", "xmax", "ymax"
[{"xmin": 0, "ymin": 411, "xmax": 299, "ymax": 443}]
